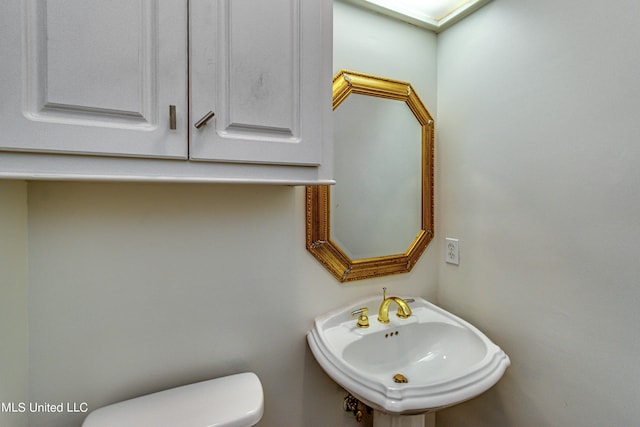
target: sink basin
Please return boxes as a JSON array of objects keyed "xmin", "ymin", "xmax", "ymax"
[{"xmin": 307, "ymin": 295, "xmax": 510, "ymax": 414}]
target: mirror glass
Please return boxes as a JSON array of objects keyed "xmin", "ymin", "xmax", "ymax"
[
  {"xmin": 306, "ymin": 70, "xmax": 434, "ymax": 282},
  {"xmin": 331, "ymin": 93, "xmax": 422, "ymax": 259}
]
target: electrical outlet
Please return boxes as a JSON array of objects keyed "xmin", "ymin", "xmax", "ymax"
[{"xmin": 445, "ymin": 238, "xmax": 459, "ymax": 265}]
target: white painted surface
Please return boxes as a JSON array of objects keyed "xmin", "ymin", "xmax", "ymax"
[
  {"xmin": 437, "ymin": 0, "xmax": 640, "ymax": 425},
  {"xmin": 0, "ymin": 4, "xmax": 439, "ymax": 427},
  {"xmin": 0, "ymin": 151, "xmax": 335, "ymax": 185},
  {"xmin": 10, "ymin": 0, "xmax": 189, "ymax": 158},
  {"xmin": 0, "ymin": 0, "xmax": 332, "ymax": 183},
  {"xmin": 334, "ymin": 0, "xmax": 437, "ymax": 106},
  {"xmin": 189, "ymin": 0, "xmax": 331, "ymax": 166},
  {"xmin": 0, "ymin": 182, "xmax": 29, "ymax": 427},
  {"xmin": 45, "ymin": 1, "xmax": 142, "ymax": 113}
]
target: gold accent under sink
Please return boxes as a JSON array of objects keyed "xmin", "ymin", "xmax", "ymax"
[{"xmin": 393, "ymin": 374, "xmax": 408, "ymax": 384}]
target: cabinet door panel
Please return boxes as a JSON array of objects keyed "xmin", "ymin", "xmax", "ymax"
[
  {"xmin": 227, "ymin": 1, "xmax": 295, "ymax": 134},
  {"xmin": 190, "ymin": 0, "xmax": 328, "ymax": 166},
  {"xmin": 0, "ymin": 0, "xmax": 188, "ymax": 159},
  {"xmin": 44, "ymin": 1, "xmax": 142, "ymax": 113}
]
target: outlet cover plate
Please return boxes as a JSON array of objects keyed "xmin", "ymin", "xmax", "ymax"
[{"xmin": 445, "ymin": 238, "xmax": 459, "ymax": 265}]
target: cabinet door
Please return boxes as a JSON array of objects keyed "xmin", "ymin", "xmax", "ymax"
[
  {"xmin": 189, "ymin": 0, "xmax": 329, "ymax": 166},
  {"xmin": 0, "ymin": 0, "xmax": 188, "ymax": 159}
]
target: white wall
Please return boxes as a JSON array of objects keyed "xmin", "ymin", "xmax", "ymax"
[
  {"xmin": 0, "ymin": 8, "xmax": 439, "ymax": 427},
  {"xmin": 0, "ymin": 181, "xmax": 28, "ymax": 427},
  {"xmin": 436, "ymin": 0, "xmax": 640, "ymax": 425},
  {"xmin": 334, "ymin": 0, "xmax": 437, "ymax": 103},
  {"xmin": 21, "ymin": 181, "xmax": 437, "ymax": 427}
]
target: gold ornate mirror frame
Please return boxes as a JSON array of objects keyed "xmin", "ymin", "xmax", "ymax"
[{"xmin": 306, "ymin": 70, "xmax": 434, "ymax": 282}]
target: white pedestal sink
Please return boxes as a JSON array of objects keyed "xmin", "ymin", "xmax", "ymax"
[{"xmin": 307, "ymin": 295, "xmax": 510, "ymax": 426}]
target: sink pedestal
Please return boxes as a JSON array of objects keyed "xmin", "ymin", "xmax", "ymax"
[{"xmin": 373, "ymin": 411, "xmax": 435, "ymax": 427}]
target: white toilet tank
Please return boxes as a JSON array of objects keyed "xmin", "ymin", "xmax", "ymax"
[{"xmin": 82, "ymin": 372, "xmax": 263, "ymax": 427}]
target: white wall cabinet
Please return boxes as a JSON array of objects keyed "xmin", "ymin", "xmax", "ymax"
[{"xmin": 0, "ymin": 0, "xmax": 333, "ymax": 184}]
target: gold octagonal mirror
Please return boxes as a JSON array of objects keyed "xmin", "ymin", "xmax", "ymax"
[{"xmin": 306, "ymin": 70, "xmax": 434, "ymax": 282}]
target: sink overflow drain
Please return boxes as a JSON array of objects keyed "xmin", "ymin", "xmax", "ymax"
[{"xmin": 393, "ymin": 373, "xmax": 408, "ymax": 383}]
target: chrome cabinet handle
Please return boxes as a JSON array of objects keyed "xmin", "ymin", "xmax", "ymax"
[
  {"xmin": 169, "ymin": 105, "xmax": 177, "ymax": 130},
  {"xmin": 194, "ymin": 111, "xmax": 215, "ymax": 129}
]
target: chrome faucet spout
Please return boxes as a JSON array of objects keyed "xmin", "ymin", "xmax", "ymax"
[{"xmin": 377, "ymin": 296, "xmax": 412, "ymax": 324}]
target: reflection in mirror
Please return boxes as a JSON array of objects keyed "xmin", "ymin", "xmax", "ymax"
[
  {"xmin": 332, "ymin": 93, "xmax": 422, "ymax": 259},
  {"xmin": 306, "ymin": 70, "xmax": 434, "ymax": 282}
]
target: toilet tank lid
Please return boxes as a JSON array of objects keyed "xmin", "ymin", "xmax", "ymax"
[{"xmin": 82, "ymin": 372, "xmax": 263, "ymax": 427}]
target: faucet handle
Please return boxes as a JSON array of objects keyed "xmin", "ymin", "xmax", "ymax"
[
  {"xmin": 382, "ymin": 287, "xmax": 414, "ymax": 303},
  {"xmin": 351, "ymin": 307, "xmax": 370, "ymax": 328}
]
